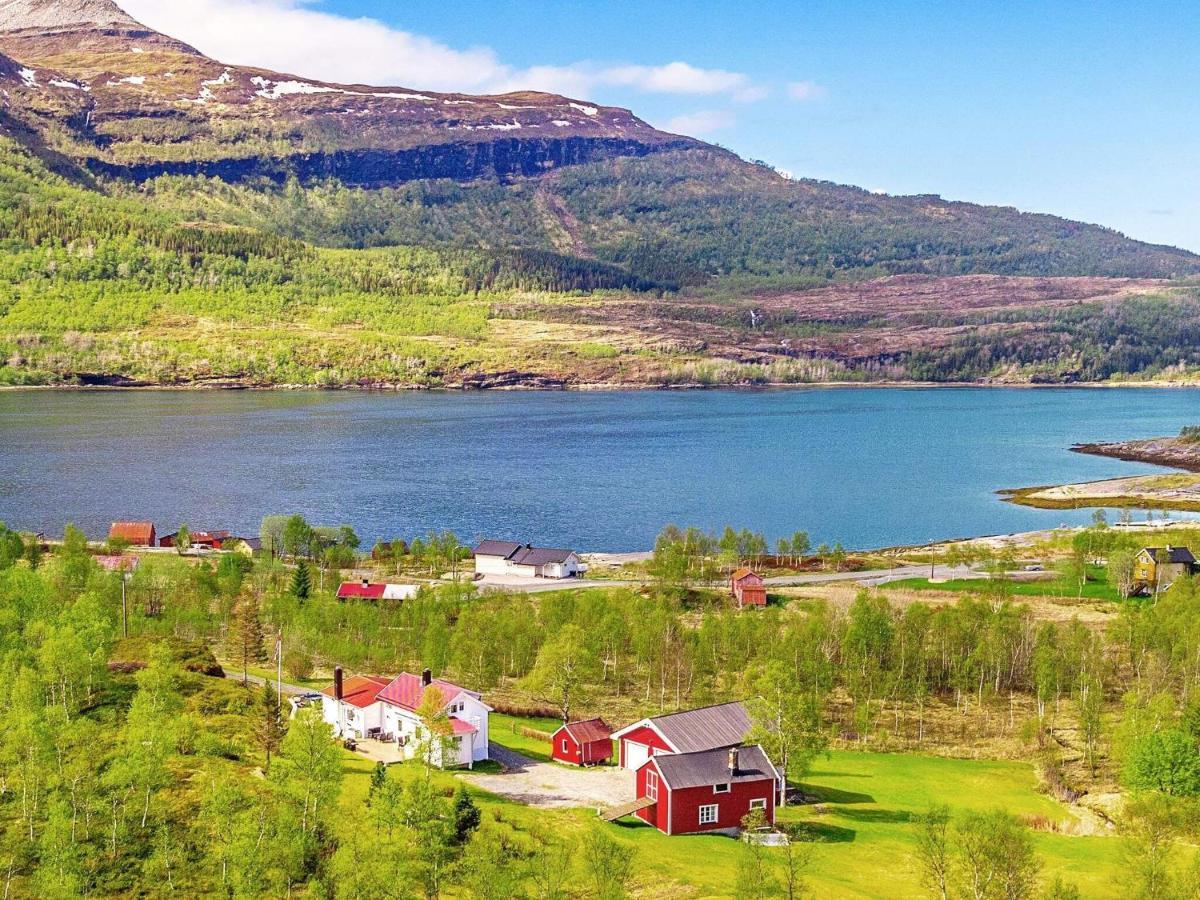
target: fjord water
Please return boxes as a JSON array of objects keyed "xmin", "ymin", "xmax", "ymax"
[{"xmin": 1, "ymin": 388, "xmax": 1197, "ymax": 551}]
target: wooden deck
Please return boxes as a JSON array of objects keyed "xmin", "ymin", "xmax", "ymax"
[{"xmin": 599, "ymin": 796, "xmax": 655, "ymax": 821}]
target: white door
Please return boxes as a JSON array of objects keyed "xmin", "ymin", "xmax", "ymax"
[{"xmin": 623, "ymin": 740, "xmax": 650, "ymax": 771}]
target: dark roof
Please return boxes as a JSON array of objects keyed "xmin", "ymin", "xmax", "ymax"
[
  {"xmin": 473, "ymin": 540, "xmax": 523, "ymax": 559},
  {"xmin": 511, "ymin": 546, "xmax": 576, "ymax": 566},
  {"xmin": 561, "ymin": 718, "xmax": 612, "ymax": 744},
  {"xmin": 652, "ymin": 744, "xmax": 776, "ymax": 790},
  {"xmin": 1141, "ymin": 546, "xmax": 1197, "ymax": 565},
  {"xmin": 650, "ymin": 701, "xmax": 751, "ymax": 754}
]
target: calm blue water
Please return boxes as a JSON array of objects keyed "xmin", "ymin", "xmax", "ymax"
[{"xmin": 0, "ymin": 388, "xmax": 1197, "ymax": 551}]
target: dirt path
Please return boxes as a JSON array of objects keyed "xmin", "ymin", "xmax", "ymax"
[{"xmin": 465, "ymin": 744, "xmax": 635, "ymax": 809}]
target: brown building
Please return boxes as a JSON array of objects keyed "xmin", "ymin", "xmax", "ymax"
[
  {"xmin": 730, "ymin": 568, "xmax": 767, "ymax": 609},
  {"xmin": 108, "ymin": 521, "xmax": 156, "ymax": 547}
]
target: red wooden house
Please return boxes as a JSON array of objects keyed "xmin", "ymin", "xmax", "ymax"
[
  {"xmin": 612, "ymin": 701, "xmax": 752, "ymax": 771},
  {"xmin": 635, "ymin": 745, "xmax": 779, "ymax": 835},
  {"xmin": 159, "ymin": 530, "xmax": 231, "ymax": 549},
  {"xmin": 551, "ymin": 718, "xmax": 613, "ymax": 766},
  {"xmin": 730, "ymin": 568, "xmax": 767, "ymax": 609},
  {"xmin": 109, "ymin": 522, "xmax": 156, "ymax": 547}
]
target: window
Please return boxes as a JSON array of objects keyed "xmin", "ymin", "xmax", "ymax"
[
  {"xmin": 646, "ymin": 771, "xmax": 659, "ymax": 801},
  {"xmin": 713, "ymin": 783, "xmax": 730, "ymax": 794},
  {"xmin": 699, "ymin": 804, "xmax": 719, "ymax": 825},
  {"xmin": 750, "ymin": 799, "xmax": 767, "ymax": 811},
  {"xmin": 562, "ymin": 739, "xmax": 570, "ymax": 754}
]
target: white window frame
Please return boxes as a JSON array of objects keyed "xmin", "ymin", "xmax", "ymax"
[
  {"xmin": 713, "ymin": 783, "xmax": 731, "ymax": 794},
  {"xmin": 750, "ymin": 798, "xmax": 767, "ymax": 811},
  {"xmin": 646, "ymin": 770, "xmax": 659, "ymax": 801},
  {"xmin": 699, "ymin": 804, "xmax": 719, "ymax": 825},
  {"xmin": 562, "ymin": 739, "xmax": 570, "ymax": 754}
]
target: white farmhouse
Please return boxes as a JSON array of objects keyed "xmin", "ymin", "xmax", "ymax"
[
  {"xmin": 321, "ymin": 667, "xmax": 490, "ymax": 768},
  {"xmin": 473, "ymin": 540, "xmax": 585, "ymax": 579}
]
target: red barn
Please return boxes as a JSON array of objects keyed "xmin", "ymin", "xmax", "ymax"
[
  {"xmin": 635, "ymin": 745, "xmax": 779, "ymax": 835},
  {"xmin": 160, "ymin": 530, "xmax": 231, "ymax": 549},
  {"xmin": 551, "ymin": 718, "xmax": 613, "ymax": 766},
  {"xmin": 109, "ymin": 522, "xmax": 156, "ymax": 547},
  {"xmin": 730, "ymin": 568, "xmax": 767, "ymax": 609},
  {"xmin": 611, "ymin": 701, "xmax": 751, "ymax": 771}
]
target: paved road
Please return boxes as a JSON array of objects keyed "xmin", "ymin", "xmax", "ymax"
[
  {"xmin": 466, "ymin": 744, "xmax": 634, "ymax": 809},
  {"xmin": 764, "ymin": 563, "xmax": 978, "ymax": 587}
]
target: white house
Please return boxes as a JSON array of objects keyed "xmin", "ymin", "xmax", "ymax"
[
  {"xmin": 320, "ymin": 673, "xmax": 390, "ymax": 740},
  {"xmin": 473, "ymin": 540, "xmax": 585, "ymax": 579},
  {"xmin": 321, "ymin": 668, "xmax": 490, "ymax": 768}
]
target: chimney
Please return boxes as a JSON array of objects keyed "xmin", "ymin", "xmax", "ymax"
[
  {"xmin": 334, "ymin": 666, "xmax": 343, "ymax": 700},
  {"xmin": 362, "ymin": 577, "xmax": 370, "ymax": 588},
  {"xmin": 727, "ymin": 746, "xmax": 739, "ymax": 776},
  {"xmin": 422, "ymin": 667, "xmax": 432, "ymax": 687}
]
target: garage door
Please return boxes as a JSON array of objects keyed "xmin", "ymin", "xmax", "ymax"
[{"xmin": 623, "ymin": 740, "xmax": 650, "ymax": 771}]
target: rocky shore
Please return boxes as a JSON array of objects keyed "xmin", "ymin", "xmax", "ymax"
[{"xmin": 1072, "ymin": 436, "xmax": 1200, "ymax": 472}]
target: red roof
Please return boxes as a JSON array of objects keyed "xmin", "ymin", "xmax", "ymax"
[
  {"xmin": 109, "ymin": 522, "xmax": 155, "ymax": 545},
  {"xmin": 449, "ymin": 716, "xmax": 478, "ymax": 735},
  {"xmin": 560, "ymin": 717, "xmax": 612, "ymax": 744},
  {"xmin": 337, "ymin": 582, "xmax": 387, "ymax": 600},
  {"xmin": 731, "ymin": 568, "xmax": 762, "ymax": 583},
  {"xmin": 377, "ymin": 672, "xmax": 474, "ymax": 711},
  {"xmin": 321, "ymin": 675, "xmax": 390, "ymax": 708}
]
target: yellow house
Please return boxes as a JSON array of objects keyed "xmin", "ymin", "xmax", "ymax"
[{"xmin": 1133, "ymin": 546, "xmax": 1197, "ymax": 593}]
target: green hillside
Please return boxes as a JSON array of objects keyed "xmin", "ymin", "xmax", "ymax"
[{"xmin": 127, "ymin": 149, "xmax": 1200, "ymax": 291}]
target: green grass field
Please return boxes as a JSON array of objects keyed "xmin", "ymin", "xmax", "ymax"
[
  {"xmin": 489, "ymin": 712, "xmax": 562, "ymax": 763},
  {"xmin": 885, "ymin": 567, "xmax": 1123, "ymax": 603},
  {"xmin": 339, "ymin": 745, "xmax": 1124, "ymax": 898}
]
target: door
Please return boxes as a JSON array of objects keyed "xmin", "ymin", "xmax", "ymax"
[{"xmin": 623, "ymin": 740, "xmax": 650, "ymax": 771}]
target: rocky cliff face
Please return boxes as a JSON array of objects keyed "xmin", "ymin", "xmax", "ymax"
[{"xmin": 0, "ymin": 0, "xmax": 696, "ymax": 185}]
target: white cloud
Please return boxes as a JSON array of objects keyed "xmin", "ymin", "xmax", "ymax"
[
  {"xmin": 664, "ymin": 109, "xmax": 736, "ymax": 136},
  {"xmin": 787, "ymin": 80, "xmax": 827, "ymax": 102},
  {"xmin": 600, "ymin": 62, "xmax": 766, "ymax": 102},
  {"xmin": 121, "ymin": 0, "xmax": 767, "ymax": 103}
]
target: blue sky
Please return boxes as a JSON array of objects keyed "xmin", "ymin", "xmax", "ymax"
[{"xmin": 126, "ymin": 0, "xmax": 1200, "ymax": 251}]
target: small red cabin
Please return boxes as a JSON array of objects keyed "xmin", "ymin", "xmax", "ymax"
[
  {"xmin": 109, "ymin": 522, "xmax": 156, "ymax": 547},
  {"xmin": 551, "ymin": 718, "xmax": 613, "ymax": 766},
  {"xmin": 636, "ymin": 744, "xmax": 779, "ymax": 836},
  {"xmin": 730, "ymin": 568, "xmax": 767, "ymax": 609}
]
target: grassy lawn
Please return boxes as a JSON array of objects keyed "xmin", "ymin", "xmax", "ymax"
[
  {"xmin": 884, "ymin": 567, "xmax": 1123, "ymax": 603},
  {"xmin": 612, "ymin": 751, "xmax": 1123, "ymax": 899},
  {"xmin": 337, "ymin": 746, "xmax": 1125, "ymax": 898},
  {"xmin": 489, "ymin": 712, "xmax": 562, "ymax": 762}
]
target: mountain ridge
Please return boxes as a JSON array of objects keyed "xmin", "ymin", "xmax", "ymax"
[{"xmin": 3, "ymin": 0, "xmax": 1200, "ymax": 393}]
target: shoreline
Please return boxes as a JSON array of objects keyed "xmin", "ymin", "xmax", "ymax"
[{"xmin": 5, "ymin": 379, "xmax": 1200, "ymax": 394}]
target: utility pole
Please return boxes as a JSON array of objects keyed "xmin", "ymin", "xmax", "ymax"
[
  {"xmin": 121, "ymin": 571, "xmax": 130, "ymax": 638},
  {"xmin": 276, "ymin": 628, "xmax": 283, "ymax": 705}
]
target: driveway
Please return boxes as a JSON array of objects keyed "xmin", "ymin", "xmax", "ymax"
[{"xmin": 464, "ymin": 744, "xmax": 635, "ymax": 809}]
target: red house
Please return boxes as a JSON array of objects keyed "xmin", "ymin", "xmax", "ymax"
[
  {"xmin": 109, "ymin": 522, "xmax": 156, "ymax": 547},
  {"xmin": 611, "ymin": 701, "xmax": 752, "ymax": 771},
  {"xmin": 551, "ymin": 718, "xmax": 613, "ymax": 766},
  {"xmin": 159, "ymin": 530, "xmax": 231, "ymax": 549},
  {"xmin": 730, "ymin": 568, "xmax": 767, "ymax": 609},
  {"xmin": 635, "ymin": 744, "xmax": 779, "ymax": 835}
]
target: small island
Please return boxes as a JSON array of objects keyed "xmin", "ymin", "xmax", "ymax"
[{"xmin": 1005, "ymin": 427, "xmax": 1200, "ymax": 511}]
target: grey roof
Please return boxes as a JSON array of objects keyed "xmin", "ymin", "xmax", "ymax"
[
  {"xmin": 473, "ymin": 540, "xmax": 523, "ymax": 559},
  {"xmin": 511, "ymin": 546, "xmax": 576, "ymax": 566},
  {"xmin": 1140, "ymin": 546, "xmax": 1197, "ymax": 565},
  {"xmin": 473, "ymin": 541, "xmax": 577, "ymax": 565},
  {"xmin": 649, "ymin": 701, "xmax": 752, "ymax": 754},
  {"xmin": 653, "ymin": 744, "xmax": 776, "ymax": 790}
]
